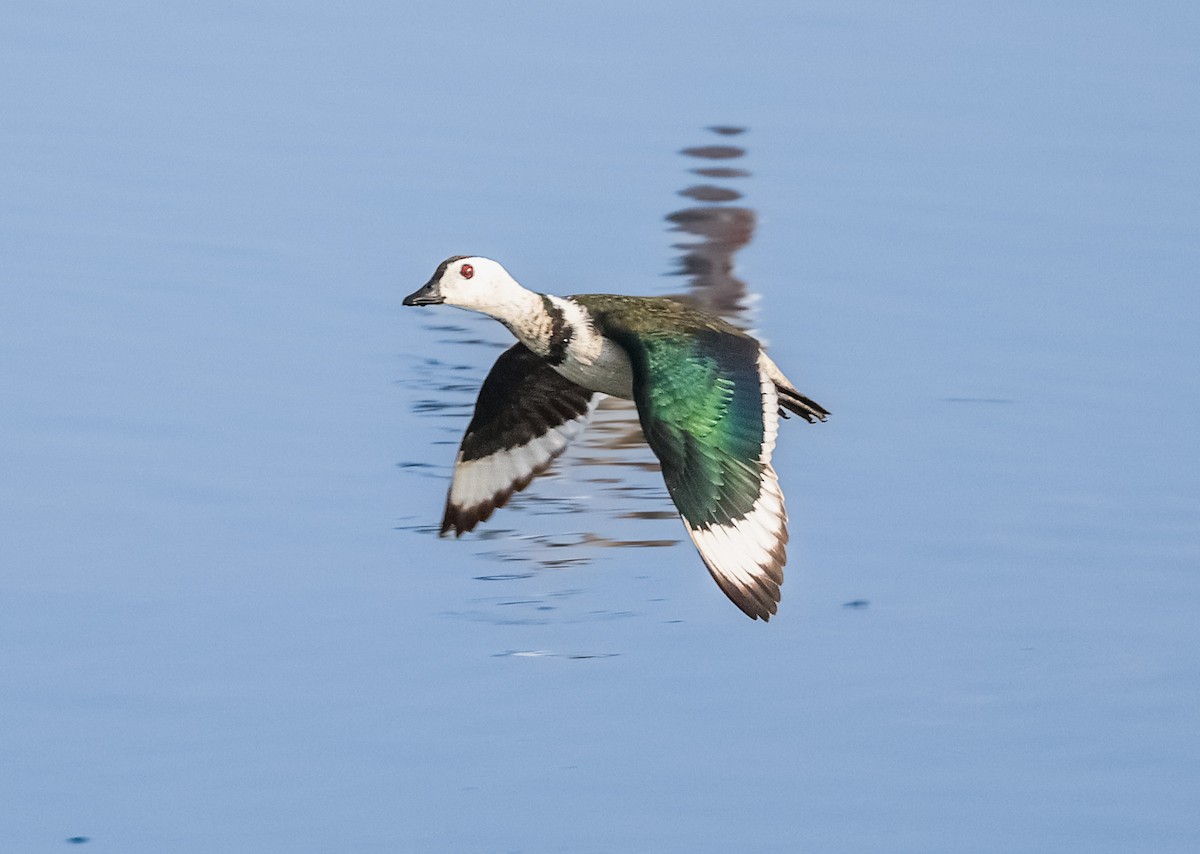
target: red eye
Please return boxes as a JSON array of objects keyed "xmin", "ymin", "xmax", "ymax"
[{"xmin": 461, "ymin": 263, "xmax": 474, "ymax": 279}]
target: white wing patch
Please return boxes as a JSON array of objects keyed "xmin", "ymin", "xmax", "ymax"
[
  {"xmin": 686, "ymin": 354, "xmax": 789, "ymax": 620},
  {"xmin": 442, "ymin": 402, "xmax": 597, "ymax": 535}
]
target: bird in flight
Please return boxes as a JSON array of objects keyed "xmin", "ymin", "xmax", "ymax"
[{"xmin": 404, "ymin": 256, "xmax": 827, "ymax": 620}]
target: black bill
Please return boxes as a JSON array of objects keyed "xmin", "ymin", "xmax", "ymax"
[{"xmin": 403, "ymin": 278, "xmax": 443, "ymax": 306}]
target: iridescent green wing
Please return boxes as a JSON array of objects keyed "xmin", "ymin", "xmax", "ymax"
[
  {"xmin": 634, "ymin": 330, "xmax": 765, "ymax": 525},
  {"xmin": 582, "ymin": 296, "xmax": 788, "ymax": 620}
]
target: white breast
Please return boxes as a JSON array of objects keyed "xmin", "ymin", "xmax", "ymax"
[
  {"xmin": 514, "ymin": 295, "xmax": 635, "ymax": 399},
  {"xmin": 554, "ymin": 337, "xmax": 634, "ymax": 399}
]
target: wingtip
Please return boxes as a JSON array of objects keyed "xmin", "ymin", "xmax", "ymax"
[
  {"xmin": 731, "ymin": 591, "xmax": 777, "ymax": 621},
  {"xmin": 700, "ymin": 545, "xmax": 783, "ymax": 622},
  {"xmin": 440, "ymin": 502, "xmax": 492, "ymax": 538},
  {"xmin": 730, "ymin": 586, "xmax": 780, "ymax": 622},
  {"xmin": 684, "ymin": 468, "xmax": 788, "ymax": 622},
  {"xmin": 440, "ymin": 470, "xmax": 537, "ymax": 539}
]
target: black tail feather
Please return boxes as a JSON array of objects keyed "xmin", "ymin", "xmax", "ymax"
[{"xmin": 777, "ymin": 384, "xmax": 829, "ymax": 423}]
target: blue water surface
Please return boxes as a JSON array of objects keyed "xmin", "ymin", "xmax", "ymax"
[{"xmin": 2, "ymin": 2, "xmax": 1198, "ymax": 852}]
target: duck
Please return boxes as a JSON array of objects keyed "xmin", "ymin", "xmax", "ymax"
[{"xmin": 403, "ymin": 256, "xmax": 828, "ymax": 620}]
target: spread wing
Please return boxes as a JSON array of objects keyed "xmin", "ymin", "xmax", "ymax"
[
  {"xmin": 606, "ymin": 322, "xmax": 789, "ymax": 620},
  {"xmin": 441, "ymin": 343, "xmax": 598, "ymax": 536}
]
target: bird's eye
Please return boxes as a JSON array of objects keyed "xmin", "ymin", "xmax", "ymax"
[{"xmin": 461, "ymin": 263, "xmax": 474, "ymax": 279}]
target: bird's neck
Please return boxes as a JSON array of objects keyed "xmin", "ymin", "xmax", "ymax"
[{"xmin": 498, "ymin": 292, "xmax": 600, "ymax": 368}]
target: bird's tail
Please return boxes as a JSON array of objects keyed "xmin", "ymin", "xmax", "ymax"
[{"xmin": 761, "ymin": 354, "xmax": 829, "ymax": 423}]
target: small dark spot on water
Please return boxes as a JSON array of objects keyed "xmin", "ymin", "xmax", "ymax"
[
  {"xmin": 66, "ymin": 839, "xmax": 90, "ymax": 845},
  {"xmin": 843, "ymin": 599, "xmax": 870, "ymax": 609},
  {"xmin": 475, "ymin": 573, "xmax": 534, "ymax": 582},
  {"xmin": 707, "ymin": 125, "xmax": 746, "ymax": 135}
]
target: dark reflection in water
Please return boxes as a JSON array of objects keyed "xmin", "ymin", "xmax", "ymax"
[
  {"xmin": 399, "ymin": 127, "xmax": 761, "ymax": 628},
  {"xmin": 667, "ymin": 126, "xmax": 756, "ymax": 320}
]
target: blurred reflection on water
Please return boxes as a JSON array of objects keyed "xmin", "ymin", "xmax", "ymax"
[
  {"xmin": 398, "ymin": 127, "xmax": 762, "ymax": 622},
  {"xmin": 669, "ymin": 125, "xmax": 756, "ymax": 320}
]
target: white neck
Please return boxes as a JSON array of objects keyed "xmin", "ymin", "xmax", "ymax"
[
  {"xmin": 493, "ymin": 289, "xmax": 551, "ymax": 346},
  {"xmin": 500, "ymin": 292, "xmax": 589, "ymax": 362}
]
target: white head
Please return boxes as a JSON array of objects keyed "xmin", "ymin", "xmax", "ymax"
[{"xmin": 403, "ymin": 256, "xmax": 533, "ymax": 317}]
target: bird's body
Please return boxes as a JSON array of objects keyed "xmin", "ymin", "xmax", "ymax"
[{"xmin": 404, "ymin": 256, "xmax": 827, "ymax": 620}]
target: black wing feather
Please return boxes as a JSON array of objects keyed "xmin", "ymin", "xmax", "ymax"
[{"xmin": 441, "ymin": 343, "xmax": 596, "ymax": 535}]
